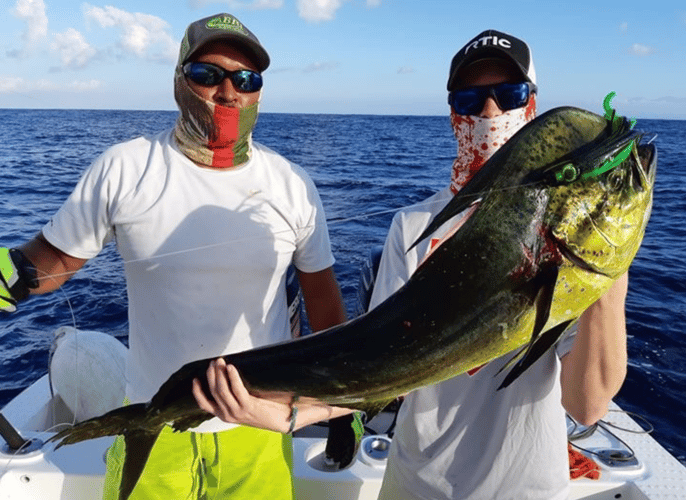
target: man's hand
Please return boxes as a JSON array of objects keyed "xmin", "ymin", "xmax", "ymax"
[
  {"xmin": 0, "ymin": 248, "xmax": 37, "ymax": 312},
  {"xmin": 192, "ymin": 358, "xmax": 294, "ymax": 433},
  {"xmin": 191, "ymin": 357, "xmax": 354, "ymax": 433}
]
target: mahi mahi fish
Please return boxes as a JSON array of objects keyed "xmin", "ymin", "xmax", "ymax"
[{"xmin": 49, "ymin": 96, "xmax": 656, "ymax": 500}]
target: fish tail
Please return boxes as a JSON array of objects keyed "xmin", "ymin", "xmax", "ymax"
[
  {"xmin": 118, "ymin": 427, "xmax": 164, "ymax": 500},
  {"xmin": 49, "ymin": 403, "xmax": 148, "ymax": 447}
]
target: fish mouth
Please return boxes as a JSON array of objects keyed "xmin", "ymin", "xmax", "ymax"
[{"xmin": 636, "ymin": 140, "xmax": 657, "ymax": 186}]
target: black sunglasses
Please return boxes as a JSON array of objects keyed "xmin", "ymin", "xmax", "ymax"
[
  {"xmin": 182, "ymin": 62, "xmax": 263, "ymax": 93},
  {"xmin": 448, "ymin": 82, "xmax": 537, "ymax": 116}
]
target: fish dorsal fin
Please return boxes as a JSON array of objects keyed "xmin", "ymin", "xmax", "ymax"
[{"xmin": 408, "ymin": 158, "xmax": 499, "ymax": 251}]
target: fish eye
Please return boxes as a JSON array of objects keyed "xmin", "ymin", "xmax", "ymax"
[{"xmin": 555, "ymin": 164, "xmax": 578, "ymax": 184}]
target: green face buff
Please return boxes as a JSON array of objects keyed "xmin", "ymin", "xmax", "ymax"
[{"xmin": 173, "ymin": 65, "xmax": 259, "ymax": 169}]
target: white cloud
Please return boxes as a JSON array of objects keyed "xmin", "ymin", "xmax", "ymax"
[
  {"xmin": 303, "ymin": 61, "xmax": 339, "ymax": 72},
  {"xmin": 32, "ymin": 79, "xmax": 57, "ymax": 90},
  {"xmin": 297, "ymin": 0, "xmax": 345, "ymax": 22},
  {"xmin": 0, "ymin": 76, "xmax": 102, "ymax": 93},
  {"xmin": 50, "ymin": 28, "xmax": 98, "ymax": 69},
  {"xmin": 67, "ymin": 79, "xmax": 103, "ymax": 91},
  {"xmin": 619, "ymin": 22, "xmax": 628, "ymax": 33},
  {"xmin": 296, "ymin": 0, "xmax": 381, "ymax": 22},
  {"xmin": 249, "ymin": 0, "xmax": 285, "ymax": 7},
  {"xmin": 9, "ymin": 0, "xmax": 48, "ymax": 56},
  {"xmin": 0, "ymin": 77, "xmax": 25, "ymax": 93},
  {"xmin": 189, "ymin": 0, "xmax": 284, "ymax": 8},
  {"xmin": 629, "ymin": 43, "xmax": 654, "ymax": 57},
  {"xmin": 397, "ymin": 66, "xmax": 414, "ymax": 74},
  {"xmin": 83, "ymin": 4, "xmax": 178, "ymax": 63},
  {"xmin": 654, "ymin": 96, "xmax": 686, "ymax": 104}
]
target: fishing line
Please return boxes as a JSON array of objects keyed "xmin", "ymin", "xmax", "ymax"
[
  {"xmin": 2, "ymin": 89, "xmax": 50, "ymax": 107},
  {"xmin": 24, "ymin": 155, "xmax": 637, "ymax": 286},
  {"xmin": 0, "ymin": 271, "xmax": 81, "ymax": 471},
  {"xmin": 567, "ymin": 408, "xmax": 654, "ymax": 465},
  {"xmin": 37, "ymin": 267, "xmax": 80, "ymax": 431},
  {"xmin": 5, "ymin": 124, "xmax": 651, "ymax": 438},
  {"xmin": 4, "ymin": 87, "xmax": 654, "ymax": 286},
  {"xmin": 603, "ymin": 408, "xmax": 654, "ymax": 434},
  {"xmin": 0, "ymin": 420, "xmax": 83, "ymax": 476},
  {"xmin": 24, "ymin": 197, "xmax": 478, "ymax": 285},
  {"xmin": 1, "ymin": 80, "xmax": 75, "ymax": 110},
  {"xmin": 0, "ymin": 188, "xmax": 490, "ymax": 441},
  {"xmin": 4, "ymin": 105, "xmax": 652, "ymax": 285},
  {"xmin": 568, "ymin": 425, "xmax": 638, "ymax": 464},
  {"xmin": 3, "ymin": 105, "xmax": 653, "ymax": 448}
]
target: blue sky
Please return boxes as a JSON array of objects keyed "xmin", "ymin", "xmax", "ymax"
[{"xmin": 1, "ymin": 0, "xmax": 685, "ymax": 119}]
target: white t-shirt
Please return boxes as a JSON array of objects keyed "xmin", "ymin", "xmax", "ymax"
[
  {"xmin": 43, "ymin": 129, "xmax": 334, "ymax": 432},
  {"xmin": 371, "ymin": 186, "xmax": 571, "ymax": 500}
]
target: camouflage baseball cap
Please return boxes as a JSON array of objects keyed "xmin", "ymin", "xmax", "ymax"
[{"xmin": 178, "ymin": 13, "xmax": 270, "ymax": 72}]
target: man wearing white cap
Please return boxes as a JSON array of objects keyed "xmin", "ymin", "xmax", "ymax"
[
  {"xmin": 371, "ymin": 30, "xmax": 628, "ymax": 499},
  {"xmin": 0, "ymin": 13, "xmax": 351, "ymax": 500}
]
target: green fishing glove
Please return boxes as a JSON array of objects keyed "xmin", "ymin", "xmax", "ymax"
[{"xmin": 0, "ymin": 247, "xmax": 38, "ymax": 313}]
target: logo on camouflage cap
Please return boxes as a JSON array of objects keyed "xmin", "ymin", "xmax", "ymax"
[
  {"xmin": 206, "ymin": 14, "xmax": 249, "ymax": 35},
  {"xmin": 178, "ymin": 13, "xmax": 268, "ymax": 70}
]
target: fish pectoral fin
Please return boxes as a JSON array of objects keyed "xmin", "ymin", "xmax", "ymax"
[
  {"xmin": 408, "ymin": 164, "xmax": 493, "ymax": 251},
  {"xmin": 118, "ymin": 427, "xmax": 164, "ymax": 500},
  {"xmin": 497, "ymin": 319, "xmax": 575, "ymax": 390},
  {"xmin": 410, "ymin": 194, "xmax": 479, "ymax": 251},
  {"xmin": 496, "ymin": 345, "xmax": 527, "ymax": 376},
  {"xmin": 529, "ymin": 266, "xmax": 558, "ymax": 344},
  {"xmin": 169, "ymin": 411, "xmax": 212, "ymax": 434},
  {"xmin": 496, "ymin": 266, "xmax": 561, "ymax": 390}
]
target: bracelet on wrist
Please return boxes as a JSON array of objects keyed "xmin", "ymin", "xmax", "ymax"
[{"xmin": 287, "ymin": 396, "xmax": 299, "ymax": 434}]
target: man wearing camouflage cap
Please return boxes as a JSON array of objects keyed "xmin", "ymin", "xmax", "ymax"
[{"xmin": 0, "ymin": 13, "xmax": 350, "ymax": 499}]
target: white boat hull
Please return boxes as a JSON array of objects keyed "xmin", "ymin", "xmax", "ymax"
[
  {"xmin": 3, "ymin": 326, "xmax": 686, "ymax": 499},
  {"xmin": 3, "ymin": 373, "xmax": 686, "ymax": 500}
]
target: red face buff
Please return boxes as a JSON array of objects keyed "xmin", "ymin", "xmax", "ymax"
[
  {"xmin": 173, "ymin": 66, "xmax": 259, "ymax": 169},
  {"xmin": 449, "ymin": 94, "xmax": 536, "ymax": 194}
]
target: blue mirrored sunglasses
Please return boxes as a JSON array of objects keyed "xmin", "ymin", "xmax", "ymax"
[
  {"xmin": 448, "ymin": 82, "xmax": 537, "ymax": 116},
  {"xmin": 182, "ymin": 62, "xmax": 263, "ymax": 93}
]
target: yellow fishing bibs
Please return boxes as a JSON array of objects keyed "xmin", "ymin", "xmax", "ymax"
[{"xmin": 103, "ymin": 424, "xmax": 293, "ymax": 500}]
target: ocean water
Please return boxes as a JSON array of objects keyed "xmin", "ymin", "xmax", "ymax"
[{"xmin": 0, "ymin": 109, "xmax": 684, "ymax": 465}]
